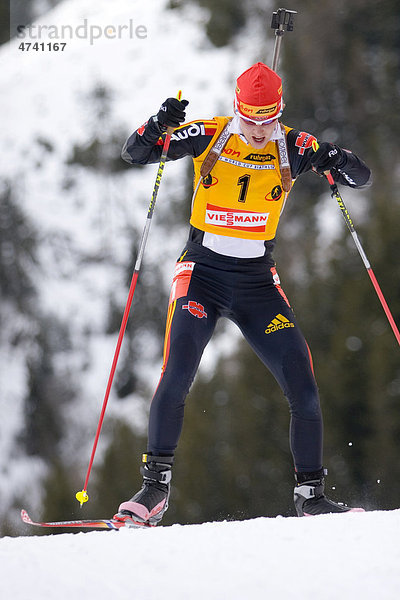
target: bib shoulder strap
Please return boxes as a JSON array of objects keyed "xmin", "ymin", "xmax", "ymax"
[
  {"xmin": 277, "ymin": 122, "xmax": 292, "ymax": 192},
  {"xmin": 200, "ymin": 118, "xmax": 233, "ymax": 178}
]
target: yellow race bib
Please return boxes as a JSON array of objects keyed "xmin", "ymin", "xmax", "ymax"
[{"xmin": 190, "ymin": 117, "xmax": 293, "ymax": 241}]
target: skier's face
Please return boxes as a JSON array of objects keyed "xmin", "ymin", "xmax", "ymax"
[{"xmin": 239, "ymin": 118, "xmax": 277, "ymax": 149}]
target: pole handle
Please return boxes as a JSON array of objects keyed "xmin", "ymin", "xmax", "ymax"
[
  {"xmin": 271, "ymin": 8, "xmax": 297, "ymax": 71},
  {"xmin": 165, "ymin": 90, "xmax": 183, "ymax": 136},
  {"xmin": 271, "ymin": 8, "xmax": 297, "ymax": 32},
  {"xmin": 311, "ymin": 139, "xmax": 336, "ymax": 185}
]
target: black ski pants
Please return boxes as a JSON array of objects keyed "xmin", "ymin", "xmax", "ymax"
[{"xmin": 148, "ymin": 241, "xmax": 323, "ymax": 473}]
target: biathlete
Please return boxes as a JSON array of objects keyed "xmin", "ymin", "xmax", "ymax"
[{"xmin": 115, "ymin": 62, "xmax": 370, "ymax": 523}]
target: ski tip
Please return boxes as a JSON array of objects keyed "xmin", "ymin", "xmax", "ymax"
[{"xmin": 20, "ymin": 509, "xmax": 33, "ymax": 524}]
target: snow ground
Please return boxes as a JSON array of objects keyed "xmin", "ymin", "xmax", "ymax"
[{"xmin": 1, "ymin": 509, "xmax": 399, "ymax": 600}]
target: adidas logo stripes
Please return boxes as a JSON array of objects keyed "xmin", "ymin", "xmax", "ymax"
[{"xmin": 265, "ymin": 313, "xmax": 294, "ymax": 334}]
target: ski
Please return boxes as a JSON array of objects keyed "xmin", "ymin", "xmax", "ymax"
[{"xmin": 20, "ymin": 509, "xmax": 154, "ymax": 531}]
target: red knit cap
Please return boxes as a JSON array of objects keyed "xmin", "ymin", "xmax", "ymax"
[{"xmin": 235, "ymin": 62, "xmax": 283, "ymax": 122}]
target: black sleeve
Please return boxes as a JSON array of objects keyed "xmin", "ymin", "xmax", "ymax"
[
  {"xmin": 287, "ymin": 129, "xmax": 372, "ymax": 188},
  {"xmin": 121, "ymin": 116, "xmax": 215, "ymax": 165}
]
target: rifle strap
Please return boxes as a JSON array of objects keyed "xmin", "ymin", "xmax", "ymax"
[
  {"xmin": 200, "ymin": 119, "xmax": 233, "ymax": 179},
  {"xmin": 277, "ymin": 123, "xmax": 292, "ymax": 192}
]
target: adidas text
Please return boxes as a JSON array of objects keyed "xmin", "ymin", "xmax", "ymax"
[{"xmin": 265, "ymin": 313, "xmax": 295, "ymax": 334}]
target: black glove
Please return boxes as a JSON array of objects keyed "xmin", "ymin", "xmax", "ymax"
[
  {"xmin": 311, "ymin": 142, "xmax": 344, "ymax": 174},
  {"xmin": 156, "ymin": 97, "xmax": 189, "ymax": 130}
]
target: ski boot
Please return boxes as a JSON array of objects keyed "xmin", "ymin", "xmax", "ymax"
[
  {"xmin": 294, "ymin": 469, "xmax": 365, "ymax": 517},
  {"xmin": 114, "ymin": 453, "xmax": 174, "ymax": 526}
]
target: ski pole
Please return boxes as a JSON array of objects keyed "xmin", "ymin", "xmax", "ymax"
[
  {"xmin": 76, "ymin": 91, "xmax": 183, "ymax": 506},
  {"xmin": 312, "ymin": 140, "xmax": 400, "ymax": 347},
  {"xmin": 270, "ymin": 8, "xmax": 297, "ymax": 71}
]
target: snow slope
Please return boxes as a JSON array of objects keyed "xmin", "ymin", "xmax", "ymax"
[{"xmin": 1, "ymin": 510, "xmax": 399, "ymax": 600}]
